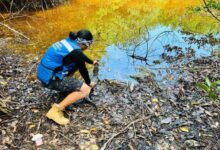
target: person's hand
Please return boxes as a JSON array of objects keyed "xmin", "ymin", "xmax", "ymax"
[
  {"xmin": 89, "ymin": 82, "xmax": 96, "ymax": 88},
  {"xmin": 93, "ymin": 60, "xmax": 99, "ymax": 65}
]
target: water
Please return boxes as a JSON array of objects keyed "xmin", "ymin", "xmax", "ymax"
[
  {"xmin": 1, "ymin": 0, "xmax": 219, "ymax": 83},
  {"xmin": 99, "ymin": 25, "xmax": 219, "ymax": 83}
]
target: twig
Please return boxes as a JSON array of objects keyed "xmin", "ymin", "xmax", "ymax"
[
  {"xmin": 213, "ymin": 102, "xmax": 220, "ymax": 110},
  {"xmin": 0, "ymin": 1, "xmax": 9, "ymax": 12},
  {"xmin": 100, "ymin": 116, "xmax": 151, "ymax": 150},
  {"xmin": 13, "ymin": 4, "xmax": 27, "ymax": 16},
  {"xmin": 52, "ymin": 128, "xmax": 76, "ymax": 145},
  {"xmin": 36, "ymin": 115, "xmax": 44, "ymax": 132},
  {"xmin": 129, "ymin": 54, "xmax": 147, "ymax": 61},
  {"xmin": 149, "ymin": 31, "xmax": 173, "ymax": 48},
  {"xmin": 132, "ymin": 122, "xmax": 137, "ymax": 138},
  {"xmin": 36, "ymin": 119, "xmax": 42, "ymax": 132},
  {"xmin": 137, "ymin": 135, "xmax": 147, "ymax": 140},
  {"xmin": 25, "ymin": 60, "xmax": 40, "ymax": 81},
  {"xmin": 0, "ymin": 22, "xmax": 30, "ymax": 40},
  {"xmin": 146, "ymin": 123, "xmax": 152, "ymax": 137},
  {"xmin": 58, "ymin": 132, "xmax": 76, "ymax": 145},
  {"xmin": 9, "ymin": 0, "xmax": 14, "ymax": 14},
  {"xmin": 203, "ymin": 0, "xmax": 220, "ymax": 23}
]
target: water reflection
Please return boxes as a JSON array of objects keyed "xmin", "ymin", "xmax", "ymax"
[
  {"xmin": 99, "ymin": 25, "xmax": 219, "ymax": 83},
  {"xmin": 1, "ymin": 0, "xmax": 219, "ymax": 83},
  {"xmin": 2, "ymin": 0, "xmax": 219, "ymax": 54}
]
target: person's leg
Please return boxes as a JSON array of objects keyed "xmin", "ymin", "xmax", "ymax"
[
  {"xmin": 58, "ymin": 83, "xmax": 91, "ymax": 110},
  {"xmin": 46, "ymin": 77, "xmax": 91, "ymax": 125},
  {"xmin": 58, "ymin": 91, "xmax": 86, "ymax": 110}
]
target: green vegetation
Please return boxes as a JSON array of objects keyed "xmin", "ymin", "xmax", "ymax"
[
  {"xmin": 196, "ymin": 77, "xmax": 220, "ymax": 101},
  {"xmin": 206, "ymin": 0, "xmax": 220, "ymax": 10}
]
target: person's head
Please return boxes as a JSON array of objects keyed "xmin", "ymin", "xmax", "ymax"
[{"xmin": 69, "ymin": 29, "xmax": 93, "ymax": 50}]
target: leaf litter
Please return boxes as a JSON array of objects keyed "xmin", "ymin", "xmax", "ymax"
[{"xmin": 0, "ymin": 50, "xmax": 220, "ymax": 150}]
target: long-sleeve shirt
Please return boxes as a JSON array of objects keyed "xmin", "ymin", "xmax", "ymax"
[{"xmin": 63, "ymin": 49, "xmax": 93, "ymax": 85}]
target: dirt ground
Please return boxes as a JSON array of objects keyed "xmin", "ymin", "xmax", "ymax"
[{"xmin": 0, "ymin": 48, "xmax": 220, "ymax": 150}]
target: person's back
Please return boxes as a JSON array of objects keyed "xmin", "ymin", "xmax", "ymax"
[
  {"xmin": 37, "ymin": 37, "xmax": 81, "ymax": 85},
  {"xmin": 37, "ymin": 29, "xmax": 98, "ymax": 125}
]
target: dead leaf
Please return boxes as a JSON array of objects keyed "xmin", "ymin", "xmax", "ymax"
[
  {"xmin": 102, "ymin": 117, "xmax": 110, "ymax": 125},
  {"xmin": 80, "ymin": 130, "xmax": 90, "ymax": 134},
  {"xmin": 150, "ymin": 127, "xmax": 157, "ymax": 133},
  {"xmin": 90, "ymin": 144, "xmax": 99, "ymax": 150},
  {"xmin": 0, "ymin": 79, "xmax": 7, "ymax": 86},
  {"xmin": 90, "ymin": 128, "xmax": 97, "ymax": 133},
  {"xmin": 161, "ymin": 117, "xmax": 172, "ymax": 124},
  {"xmin": 28, "ymin": 73, "xmax": 37, "ymax": 81},
  {"xmin": 79, "ymin": 138, "xmax": 99, "ymax": 150},
  {"xmin": 184, "ymin": 140, "xmax": 201, "ymax": 147},
  {"xmin": 2, "ymin": 136, "xmax": 12, "ymax": 145},
  {"xmin": 29, "ymin": 124, "xmax": 36, "ymax": 129},
  {"xmin": 49, "ymin": 138, "xmax": 59, "ymax": 145},
  {"xmin": 191, "ymin": 101, "xmax": 200, "ymax": 105},
  {"xmin": 128, "ymin": 143, "xmax": 135, "ymax": 150},
  {"xmin": 179, "ymin": 126, "xmax": 189, "ymax": 132},
  {"xmin": 152, "ymin": 98, "xmax": 159, "ymax": 103},
  {"xmin": 31, "ymin": 108, "xmax": 39, "ymax": 113},
  {"xmin": 11, "ymin": 120, "xmax": 18, "ymax": 133},
  {"xmin": 166, "ymin": 74, "xmax": 174, "ymax": 80}
]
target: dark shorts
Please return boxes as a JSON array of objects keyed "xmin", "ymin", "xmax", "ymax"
[{"xmin": 47, "ymin": 76, "xmax": 83, "ymax": 93}]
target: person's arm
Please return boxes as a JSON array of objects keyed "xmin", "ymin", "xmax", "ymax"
[
  {"xmin": 66, "ymin": 50, "xmax": 91, "ymax": 85},
  {"xmin": 77, "ymin": 61, "xmax": 91, "ymax": 85},
  {"xmin": 84, "ymin": 54, "xmax": 93, "ymax": 64}
]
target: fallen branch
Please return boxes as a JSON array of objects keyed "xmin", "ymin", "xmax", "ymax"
[
  {"xmin": 0, "ymin": 22, "xmax": 30, "ymax": 40},
  {"xmin": 129, "ymin": 54, "xmax": 147, "ymax": 61},
  {"xmin": 100, "ymin": 116, "xmax": 151, "ymax": 150}
]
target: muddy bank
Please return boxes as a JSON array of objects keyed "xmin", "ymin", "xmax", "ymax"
[
  {"xmin": 0, "ymin": 0, "xmax": 67, "ymax": 12},
  {"xmin": 0, "ymin": 50, "xmax": 220, "ymax": 149}
]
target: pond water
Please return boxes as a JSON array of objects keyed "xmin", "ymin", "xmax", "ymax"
[
  {"xmin": 1, "ymin": 0, "xmax": 220, "ymax": 83},
  {"xmin": 100, "ymin": 25, "xmax": 219, "ymax": 83}
]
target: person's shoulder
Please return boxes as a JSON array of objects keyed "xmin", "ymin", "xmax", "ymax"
[
  {"xmin": 70, "ymin": 49, "xmax": 85, "ymax": 58},
  {"xmin": 74, "ymin": 49, "xmax": 82, "ymax": 52},
  {"xmin": 71, "ymin": 49, "xmax": 83, "ymax": 54}
]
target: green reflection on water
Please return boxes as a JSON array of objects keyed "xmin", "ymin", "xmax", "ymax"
[{"xmin": 1, "ymin": 0, "xmax": 219, "ymax": 59}]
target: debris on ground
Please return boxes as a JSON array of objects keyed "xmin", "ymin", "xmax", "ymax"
[{"xmin": 0, "ymin": 51, "xmax": 219, "ymax": 150}]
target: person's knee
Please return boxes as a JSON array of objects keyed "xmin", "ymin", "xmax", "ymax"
[{"xmin": 80, "ymin": 83, "xmax": 91, "ymax": 97}]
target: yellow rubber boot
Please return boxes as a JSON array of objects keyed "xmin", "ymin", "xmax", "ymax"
[{"xmin": 46, "ymin": 104, "xmax": 69, "ymax": 125}]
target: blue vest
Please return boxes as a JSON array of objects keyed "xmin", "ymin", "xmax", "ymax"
[{"xmin": 37, "ymin": 38, "xmax": 81, "ymax": 85}]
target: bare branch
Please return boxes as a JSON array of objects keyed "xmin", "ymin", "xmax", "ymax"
[
  {"xmin": 203, "ymin": 0, "xmax": 220, "ymax": 23},
  {"xmin": 100, "ymin": 116, "xmax": 151, "ymax": 150},
  {"xmin": 0, "ymin": 0, "xmax": 9, "ymax": 12},
  {"xmin": 0, "ymin": 22, "xmax": 30, "ymax": 40}
]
